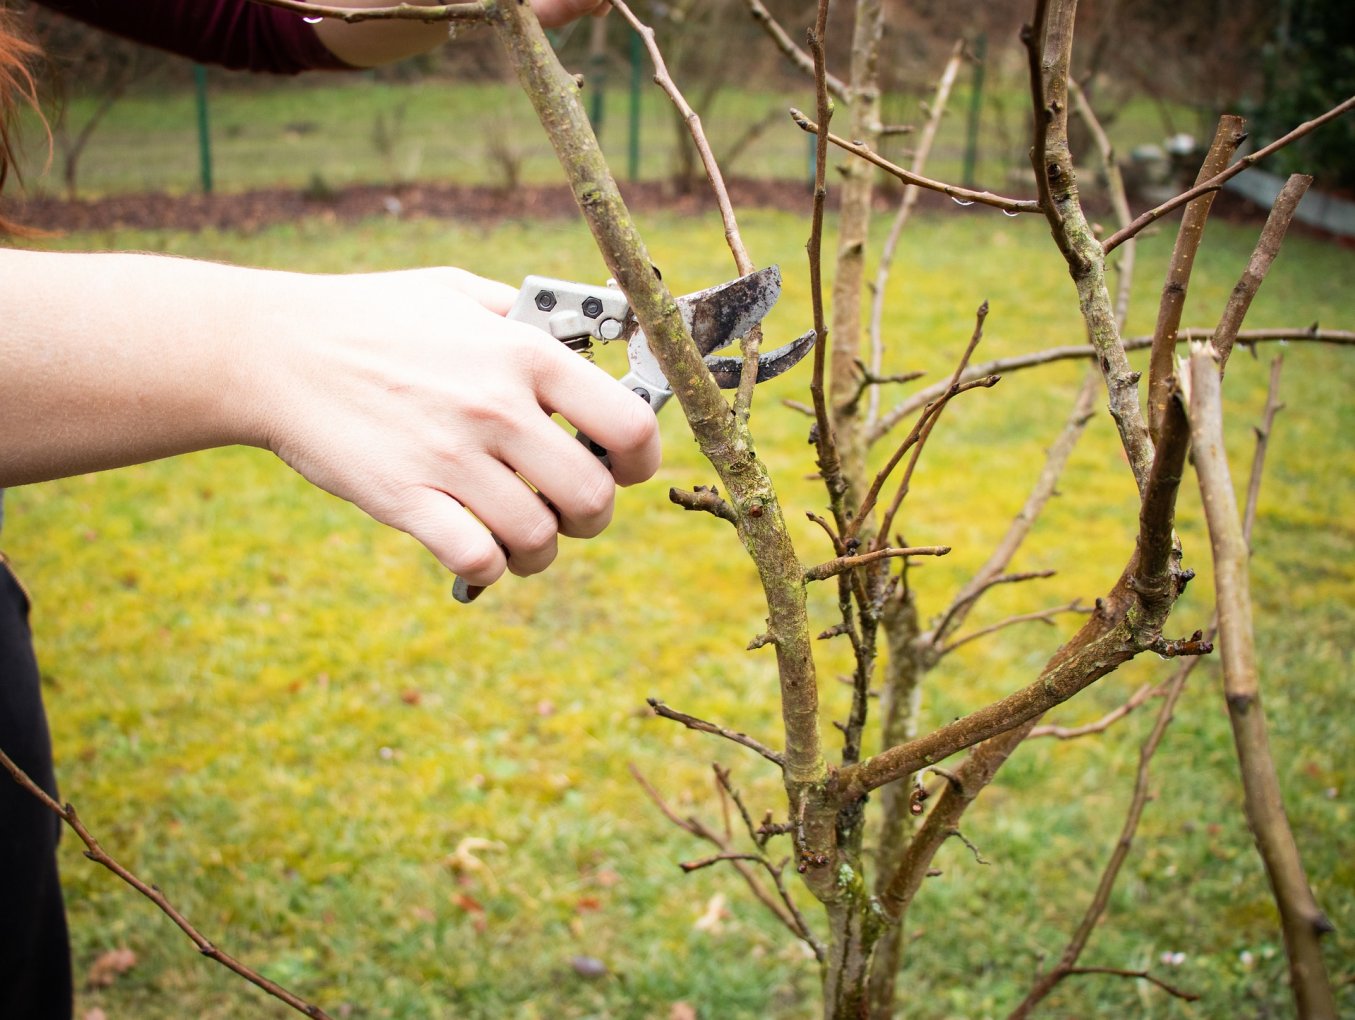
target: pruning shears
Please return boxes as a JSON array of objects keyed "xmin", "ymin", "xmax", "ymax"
[{"xmin": 453, "ymin": 265, "xmax": 814, "ymax": 603}]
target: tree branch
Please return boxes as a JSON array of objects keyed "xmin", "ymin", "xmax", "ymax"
[
  {"xmin": 788, "ymin": 109, "xmax": 1040, "ymax": 215},
  {"xmin": 247, "ymin": 0, "xmax": 486, "ymax": 23},
  {"xmin": 867, "ymin": 40, "xmax": 966, "ymax": 425},
  {"xmin": 1211, "ymin": 174, "xmax": 1312, "ymax": 374},
  {"xmin": 1027, "ymin": 681, "xmax": 1156, "ymax": 740},
  {"xmin": 869, "ymin": 328, "xmax": 1352, "ymax": 443},
  {"xmin": 647, "ymin": 698, "xmax": 784, "ymax": 768},
  {"xmin": 1187, "ymin": 343, "xmax": 1336, "ymax": 1018},
  {"xmin": 927, "ymin": 369, "xmax": 1096, "ymax": 651},
  {"xmin": 805, "ymin": 545, "xmax": 950, "ymax": 583},
  {"xmin": 1146, "ymin": 115, "xmax": 1247, "ymax": 447},
  {"xmin": 669, "ymin": 484, "xmax": 739, "ymax": 526},
  {"xmin": 936, "ymin": 599, "xmax": 1088, "ymax": 659},
  {"xmin": 0, "ymin": 747, "xmax": 334, "ymax": 1020},
  {"xmin": 1102, "ymin": 94, "xmax": 1355, "ymax": 254},
  {"xmin": 740, "ymin": 0, "xmax": 847, "ymax": 100}
]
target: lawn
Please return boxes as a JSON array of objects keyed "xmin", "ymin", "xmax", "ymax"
[{"xmin": 4, "ymin": 203, "xmax": 1352, "ymax": 1019}]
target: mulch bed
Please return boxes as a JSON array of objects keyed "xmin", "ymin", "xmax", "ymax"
[{"xmin": 10, "ymin": 177, "xmax": 825, "ymax": 234}]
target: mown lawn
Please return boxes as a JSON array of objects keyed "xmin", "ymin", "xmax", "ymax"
[{"xmin": 4, "ymin": 206, "xmax": 1352, "ymax": 1018}]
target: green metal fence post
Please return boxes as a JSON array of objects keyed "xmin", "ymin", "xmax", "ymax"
[
  {"xmin": 628, "ymin": 27, "xmax": 642, "ymax": 181},
  {"xmin": 589, "ymin": 17, "xmax": 607, "ymax": 138},
  {"xmin": 961, "ymin": 33, "xmax": 986, "ymax": 189},
  {"xmin": 193, "ymin": 63, "xmax": 214, "ymax": 194}
]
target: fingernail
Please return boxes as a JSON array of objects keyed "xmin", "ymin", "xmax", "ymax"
[{"xmin": 452, "ymin": 577, "xmax": 486, "ymax": 604}]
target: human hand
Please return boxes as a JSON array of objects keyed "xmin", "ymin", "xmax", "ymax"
[
  {"xmin": 255, "ymin": 267, "xmax": 660, "ymax": 589},
  {"xmin": 531, "ymin": 0, "xmax": 612, "ymax": 28}
]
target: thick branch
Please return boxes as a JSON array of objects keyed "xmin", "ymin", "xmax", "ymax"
[
  {"xmin": 1015, "ymin": 349, "xmax": 1286, "ymax": 1015},
  {"xmin": 1187, "ymin": 344, "xmax": 1336, "ymax": 1018},
  {"xmin": 0, "ymin": 748, "xmax": 333, "ymax": 1020},
  {"xmin": 1028, "ymin": 0, "xmax": 1154, "ymax": 492},
  {"xmin": 488, "ymin": 0, "xmax": 826, "ymax": 812},
  {"xmin": 1146, "ymin": 116, "xmax": 1247, "ymax": 446}
]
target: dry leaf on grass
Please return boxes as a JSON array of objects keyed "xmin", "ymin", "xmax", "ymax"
[{"xmin": 86, "ymin": 947, "xmax": 137, "ymax": 987}]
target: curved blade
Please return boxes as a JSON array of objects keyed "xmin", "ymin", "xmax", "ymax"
[
  {"xmin": 705, "ymin": 329, "xmax": 817, "ymax": 389},
  {"xmin": 678, "ymin": 265, "xmax": 782, "ymax": 355}
]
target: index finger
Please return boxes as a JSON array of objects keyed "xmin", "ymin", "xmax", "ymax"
[{"xmin": 531, "ymin": 340, "xmax": 662, "ymax": 487}]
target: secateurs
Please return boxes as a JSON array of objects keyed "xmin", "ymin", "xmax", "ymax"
[{"xmin": 453, "ymin": 265, "xmax": 814, "ymax": 603}]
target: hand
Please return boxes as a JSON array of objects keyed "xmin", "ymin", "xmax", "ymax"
[
  {"xmin": 531, "ymin": 0, "xmax": 612, "ymax": 28},
  {"xmin": 256, "ymin": 267, "xmax": 661, "ymax": 588}
]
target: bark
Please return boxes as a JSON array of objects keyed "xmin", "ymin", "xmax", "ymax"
[{"xmin": 1188, "ymin": 347, "xmax": 1337, "ymax": 1019}]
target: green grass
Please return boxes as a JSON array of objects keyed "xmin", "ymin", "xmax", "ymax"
[{"xmin": 5, "ymin": 207, "xmax": 1353, "ymax": 1019}]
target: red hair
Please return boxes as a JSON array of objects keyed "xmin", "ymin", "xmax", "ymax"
[{"xmin": 0, "ymin": 7, "xmax": 43, "ymax": 235}]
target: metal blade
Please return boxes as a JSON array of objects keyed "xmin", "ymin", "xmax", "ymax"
[
  {"xmin": 704, "ymin": 329, "xmax": 817, "ymax": 389},
  {"xmin": 676, "ymin": 265, "xmax": 782, "ymax": 356}
]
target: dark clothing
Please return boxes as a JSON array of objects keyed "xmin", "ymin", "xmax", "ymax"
[
  {"xmin": 33, "ymin": 0, "xmax": 353, "ymax": 74},
  {"xmin": 0, "ymin": 558, "xmax": 71, "ymax": 1020},
  {"xmin": 5, "ymin": 8, "xmax": 354, "ymax": 1016}
]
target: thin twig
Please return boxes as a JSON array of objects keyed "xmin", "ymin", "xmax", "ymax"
[
  {"xmin": 740, "ymin": 0, "xmax": 847, "ymax": 99},
  {"xmin": 627, "ymin": 764, "xmax": 824, "ymax": 959},
  {"xmin": 1027, "ymin": 682, "xmax": 1157, "ymax": 740},
  {"xmin": 788, "ymin": 109, "xmax": 1040, "ymax": 215},
  {"xmin": 803, "ymin": 2, "xmax": 847, "ymax": 522},
  {"xmin": 1243, "ymin": 357, "xmax": 1285, "ymax": 543},
  {"xmin": 1063, "ymin": 967, "xmax": 1199, "ymax": 1003},
  {"xmin": 805, "ymin": 545, "xmax": 950, "ymax": 583},
  {"xmin": 1068, "ymin": 79, "xmax": 1137, "ymax": 328},
  {"xmin": 937, "ymin": 600, "xmax": 1088, "ymax": 658},
  {"xmin": 867, "ymin": 327, "xmax": 1351, "ymax": 444},
  {"xmin": 0, "ymin": 748, "xmax": 334, "ymax": 1020},
  {"xmin": 647, "ymin": 698, "xmax": 784, "ymax": 768},
  {"xmin": 1211, "ymin": 174, "xmax": 1312, "ymax": 374},
  {"xmin": 927, "ymin": 369, "xmax": 1097, "ymax": 652},
  {"xmin": 928, "ymin": 569, "xmax": 1058, "ymax": 651},
  {"xmin": 246, "ymin": 0, "xmax": 486, "ymax": 23},
  {"xmin": 875, "ymin": 305, "xmax": 992, "ymax": 546},
  {"xmin": 610, "ymin": 1, "xmax": 752, "ymax": 278},
  {"xmin": 1102, "ymin": 93, "xmax": 1355, "ymax": 254},
  {"xmin": 867, "ymin": 40, "xmax": 966, "ymax": 425}
]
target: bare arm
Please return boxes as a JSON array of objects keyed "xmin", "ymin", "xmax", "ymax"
[{"xmin": 0, "ymin": 248, "xmax": 660, "ymax": 586}]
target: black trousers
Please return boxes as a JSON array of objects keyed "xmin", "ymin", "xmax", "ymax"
[{"xmin": 0, "ymin": 557, "xmax": 73, "ymax": 1019}]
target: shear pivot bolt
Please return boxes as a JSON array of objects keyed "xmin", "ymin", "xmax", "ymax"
[
  {"xmin": 632, "ymin": 387, "xmax": 652, "ymax": 405},
  {"xmin": 535, "ymin": 290, "xmax": 557, "ymax": 311},
  {"xmin": 581, "ymin": 297, "xmax": 604, "ymax": 319}
]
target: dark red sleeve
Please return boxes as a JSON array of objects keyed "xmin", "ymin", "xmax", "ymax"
[{"xmin": 33, "ymin": 0, "xmax": 357, "ymax": 74}]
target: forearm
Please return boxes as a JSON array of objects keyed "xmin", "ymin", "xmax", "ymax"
[
  {"xmin": 0, "ymin": 247, "xmax": 283, "ymax": 486},
  {"xmin": 311, "ymin": 0, "xmax": 450, "ymax": 69}
]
